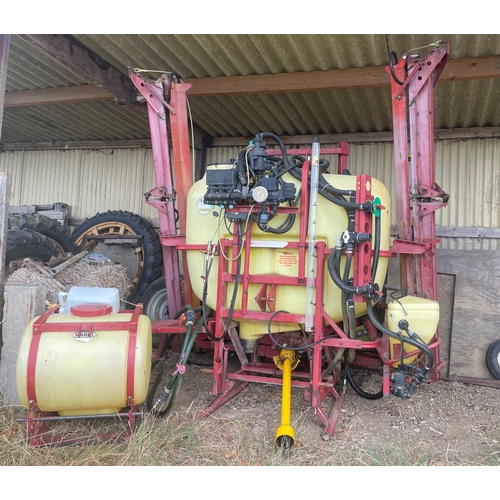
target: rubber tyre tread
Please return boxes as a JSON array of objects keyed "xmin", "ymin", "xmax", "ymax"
[
  {"xmin": 486, "ymin": 339, "xmax": 500, "ymax": 380},
  {"xmin": 5, "ymin": 228, "xmax": 62, "ymax": 267},
  {"xmin": 8, "ymin": 214, "xmax": 79, "ymax": 255},
  {"xmin": 72, "ymin": 210, "xmax": 163, "ymax": 305}
]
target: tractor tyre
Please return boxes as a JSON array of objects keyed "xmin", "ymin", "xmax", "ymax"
[
  {"xmin": 5, "ymin": 228, "xmax": 62, "ymax": 276},
  {"xmin": 72, "ymin": 210, "xmax": 163, "ymax": 306},
  {"xmin": 486, "ymin": 339, "xmax": 500, "ymax": 380},
  {"xmin": 8, "ymin": 213, "xmax": 78, "ymax": 255}
]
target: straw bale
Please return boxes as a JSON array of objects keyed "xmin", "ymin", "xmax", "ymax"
[{"xmin": 6, "ymin": 261, "xmax": 131, "ymax": 303}]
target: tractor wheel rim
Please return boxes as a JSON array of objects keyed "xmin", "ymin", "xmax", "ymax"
[
  {"xmin": 146, "ymin": 289, "xmax": 168, "ymax": 321},
  {"xmin": 75, "ymin": 221, "xmax": 144, "ymax": 291}
]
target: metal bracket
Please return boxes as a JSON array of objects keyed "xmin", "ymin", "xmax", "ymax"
[{"xmin": 391, "ymin": 238, "xmax": 440, "ymax": 255}]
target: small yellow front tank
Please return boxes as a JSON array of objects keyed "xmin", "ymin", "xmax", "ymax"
[
  {"xmin": 387, "ymin": 295, "xmax": 440, "ymax": 365},
  {"xmin": 16, "ymin": 304, "xmax": 152, "ymax": 416}
]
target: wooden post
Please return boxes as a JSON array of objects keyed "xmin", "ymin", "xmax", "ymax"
[
  {"xmin": 0, "ymin": 35, "xmax": 11, "ymax": 325},
  {"xmin": 0, "ymin": 172, "xmax": 10, "ymax": 325}
]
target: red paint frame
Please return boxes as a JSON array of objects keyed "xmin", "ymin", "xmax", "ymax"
[
  {"xmin": 387, "ymin": 41, "xmax": 450, "ymax": 381},
  {"xmin": 129, "ymin": 43, "xmax": 450, "ymax": 436}
]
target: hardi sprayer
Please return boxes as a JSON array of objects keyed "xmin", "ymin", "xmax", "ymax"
[{"xmin": 127, "ymin": 40, "xmax": 450, "ymax": 450}]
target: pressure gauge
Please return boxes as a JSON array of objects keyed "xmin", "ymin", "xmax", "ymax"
[{"xmin": 252, "ymin": 186, "xmax": 268, "ymax": 203}]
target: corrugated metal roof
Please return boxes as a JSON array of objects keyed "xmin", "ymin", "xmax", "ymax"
[
  {"xmin": 2, "ymin": 100, "xmax": 150, "ymax": 142},
  {"xmin": 7, "ymin": 36, "xmax": 88, "ymax": 91},
  {"xmin": 2, "ymin": 34, "xmax": 500, "ymax": 143}
]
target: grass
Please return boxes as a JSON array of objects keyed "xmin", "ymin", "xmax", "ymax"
[{"xmin": 1, "ymin": 402, "xmax": 499, "ymax": 467}]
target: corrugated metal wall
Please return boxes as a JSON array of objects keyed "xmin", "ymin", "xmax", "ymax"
[
  {"xmin": 206, "ymin": 138, "xmax": 500, "ymax": 250},
  {"xmin": 0, "ymin": 148, "xmax": 158, "ymax": 222},
  {"xmin": 1, "ymin": 138, "xmax": 499, "ymax": 250}
]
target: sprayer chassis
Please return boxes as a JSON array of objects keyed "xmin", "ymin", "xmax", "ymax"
[{"xmin": 130, "ymin": 39, "xmax": 449, "ymax": 439}]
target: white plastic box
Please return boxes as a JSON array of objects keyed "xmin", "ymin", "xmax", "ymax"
[{"xmin": 58, "ymin": 286, "xmax": 120, "ymax": 314}]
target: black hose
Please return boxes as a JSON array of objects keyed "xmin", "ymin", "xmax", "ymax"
[
  {"xmin": 276, "ymin": 155, "xmax": 330, "ymax": 178},
  {"xmin": 165, "ymin": 72, "xmax": 182, "ymax": 103},
  {"xmin": 148, "ymin": 315, "xmax": 204, "ymax": 417},
  {"xmin": 346, "ymin": 292, "xmax": 358, "ymax": 364},
  {"xmin": 257, "ymin": 132, "xmax": 293, "ymax": 173},
  {"xmin": 201, "ymin": 251, "xmax": 220, "ymax": 342},
  {"xmin": 328, "ymin": 245, "xmax": 373, "ymax": 296},
  {"xmin": 344, "ymin": 362, "xmax": 383, "ymax": 400},
  {"xmin": 267, "ymin": 309, "xmax": 336, "ymax": 351},
  {"xmin": 287, "ymin": 166, "xmax": 358, "ymax": 206},
  {"xmin": 322, "ymin": 347, "xmax": 345, "ymax": 378},
  {"xmin": 389, "ymin": 51, "xmax": 404, "ymax": 86},
  {"xmin": 371, "ymin": 213, "xmax": 381, "ymax": 283},
  {"xmin": 147, "ymin": 358, "xmax": 167, "ymax": 411},
  {"xmin": 366, "ymin": 299, "xmax": 434, "ymax": 369},
  {"xmin": 256, "ymin": 193, "xmax": 299, "ymax": 234}
]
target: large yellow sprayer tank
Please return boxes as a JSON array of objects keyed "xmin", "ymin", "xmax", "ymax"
[{"xmin": 185, "ymin": 166, "xmax": 392, "ymax": 345}]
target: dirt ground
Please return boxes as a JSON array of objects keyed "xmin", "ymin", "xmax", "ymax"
[{"xmin": 152, "ymin": 349, "xmax": 500, "ymax": 464}]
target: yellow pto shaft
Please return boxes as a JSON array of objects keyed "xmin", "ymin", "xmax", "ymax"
[{"xmin": 274, "ymin": 349, "xmax": 299, "ymax": 448}]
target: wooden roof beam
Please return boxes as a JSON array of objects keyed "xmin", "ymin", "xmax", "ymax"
[
  {"xmin": 184, "ymin": 55, "xmax": 500, "ymax": 96},
  {"xmin": 5, "ymin": 85, "xmax": 114, "ymax": 107},
  {"xmin": 5, "ymin": 51, "xmax": 500, "ymax": 108},
  {"xmin": 18, "ymin": 34, "xmax": 135, "ymax": 106}
]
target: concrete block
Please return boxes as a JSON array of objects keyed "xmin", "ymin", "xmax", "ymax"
[{"xmin": 0, "ymin": 284, "xmax": 47, "ymax": 406}]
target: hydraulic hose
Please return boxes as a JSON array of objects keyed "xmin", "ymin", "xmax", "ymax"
[
  {"xmin": 322, "ymin": 347, "xmax": 345, "ymax": 378},
  {"xmin": 165, "ymin": 72, "xmax": 182, "ymax": 103},
  {"xmin": 201, "ymin": 248, "xmax": 219, "ymax": 342},
  {"xmin": 344, "ymin": 362, "xmax": 383, "ymax": 400},
  {"xmin": 328, "ymin": 241, "xmax": 374, "ymax": 297},
  {"xmin": 366, "ymin": 299, "xmax": 434, "ymax": 369},
  {"xmin": 389, "ymin": 51, "xmax": 404, "ymax": 86},
  {"xmin": 148, "ymin": 313, "xmax": 204, "ymax": 417},
  {"xmin": 346, "ymin": 292, "xmax": 357, "ymax": 364},
  {"xmin": 371, "ymin": 213, "xmax": 381, "ymax": 283}
]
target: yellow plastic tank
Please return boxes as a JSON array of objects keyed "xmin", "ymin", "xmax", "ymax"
[
  {"xmin": 186, "ymin": 170, "xmax": 392, "ymax": 342},
  {"xmin": 387, "ymin": 295, "xmax": 440, "ymax": 365},
  {"xmin": 16, "ymin": 303, "xmax": 152, "ymax": 416}
]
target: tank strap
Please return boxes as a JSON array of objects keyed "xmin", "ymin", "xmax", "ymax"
[
  {"xmin": 27, "ymin": 306, "xmax": 59, "ymax": 410},
  {"xmin": 126, "ymin": 304, "xmax": 143, "ymax": 406}
]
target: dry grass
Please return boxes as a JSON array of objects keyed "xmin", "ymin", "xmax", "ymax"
[{"xmin": 1, "ymin": 402, "xmax": 499, "ymax": 467}]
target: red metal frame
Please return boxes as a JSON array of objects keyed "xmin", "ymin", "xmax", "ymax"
[
  {"xmin": 387, "ymin": 41, "xmax": 450, "ymax": 379},
  {"xmin": 129, "ymin": 71, "xmax": 194, "ymax": 317},
  {"xmin": 129, "ymin": 41, "xmax": 450, "ymax": 437},
  {"xmin": 200, "ymin": 147, "xmax": 396, "ymax": 434}
]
